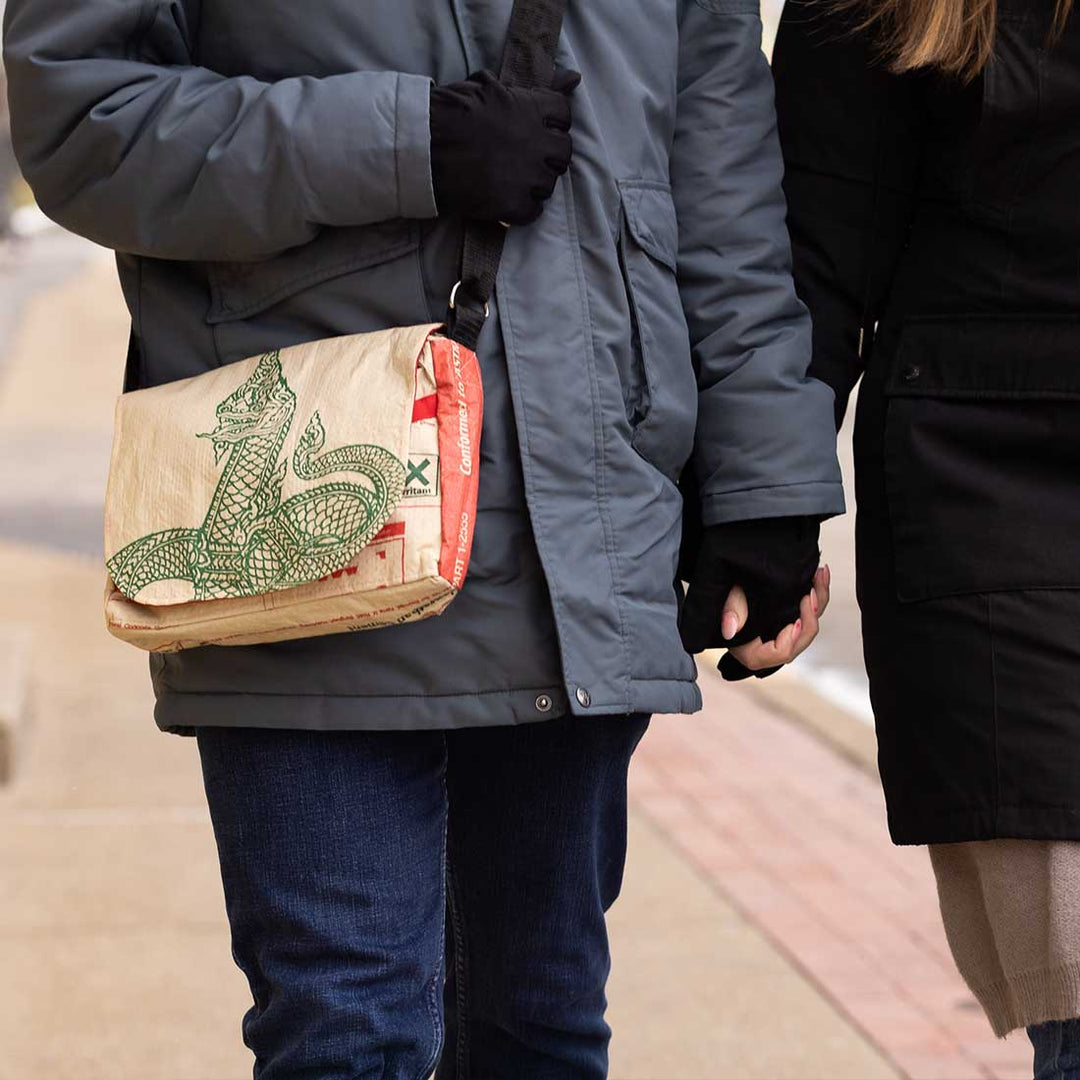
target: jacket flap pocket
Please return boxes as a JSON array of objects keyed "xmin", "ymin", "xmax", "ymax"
[
  {"xmin": 206, "ymin": 221, "xmax": 421, "ymax": 325},
  {"xmin": 883, "ymin": 317, "xmax": 1080, "ymax": 603},
  {"xmin": 618, "ymin": 181, "xmax": 679, "ymax": 272},
  {"xmin": 888, "ymin": 317, "xmax": 1080, "ymax": 399}
]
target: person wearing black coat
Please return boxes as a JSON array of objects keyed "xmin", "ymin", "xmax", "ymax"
[{"xmin": 774, "ymin": 0, "xmax": 1080, "ymax": 1063}]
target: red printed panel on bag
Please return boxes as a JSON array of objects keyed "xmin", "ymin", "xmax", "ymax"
[{"xmin": 430, "ymin": 336, "xmax": 483, "ymax": 591}]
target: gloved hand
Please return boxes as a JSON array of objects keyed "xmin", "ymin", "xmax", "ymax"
[
  {"xmin": 679, "ymin": 516, "xmax": 821, "ymax": 682},
  {"xmin": 429, "ymin": 68, "xmax": 581, "ymax": 226}
]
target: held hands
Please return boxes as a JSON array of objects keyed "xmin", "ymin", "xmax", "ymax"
[
  {"xmin": 429, "ymin": 68, "xmax": 581, "ymax": 226},
  {"xmin": 679, "ymin": 517, "xmax": 829, "ymax": 681},
  {"xmin": 719, "ymin": 564, "xmax": 831, "ymax": 680}
]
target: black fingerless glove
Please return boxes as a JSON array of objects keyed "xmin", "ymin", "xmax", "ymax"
[
  {"xmin": 429, "ymin": 68, "xmax": 580, "ymax": 226},
  {"xmin": 679, "ymin": 516, "xmax": 821, "ymax": 682}
]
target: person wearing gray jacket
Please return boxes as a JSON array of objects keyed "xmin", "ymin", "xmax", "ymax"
[{"xmin": 4, "ymin": 1, "xmax": 842, "ymax": 1076}]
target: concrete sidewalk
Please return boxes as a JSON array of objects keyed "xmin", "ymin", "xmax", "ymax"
[{"xmin": 0, "ymin": 239, "xmax": 1028, "ymax": 1079}]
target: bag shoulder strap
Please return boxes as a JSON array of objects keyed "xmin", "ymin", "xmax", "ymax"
[{"xmin": 447, "ymin": 0, "xmax": 570, "ymax": 350}]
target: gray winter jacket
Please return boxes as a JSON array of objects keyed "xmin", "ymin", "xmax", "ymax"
[{"xmin": 3, "ymin": 0, "xmax": 843, "ymax": 733}]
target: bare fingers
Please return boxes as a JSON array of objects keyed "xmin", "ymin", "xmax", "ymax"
[
  {"xmin": 728, "ymin": 619, "xmax": 803, "ymax": 672},
  {"xmin": 789, "ymin": 565, "xmax": 831, "ymax": 662},
  {"xmin": 721, "ymin": 583, "xmax": 748, "ymax": 642},
  {"xmin": 728, "ymin": 564, "xmax": 831, "ymax": 672}
]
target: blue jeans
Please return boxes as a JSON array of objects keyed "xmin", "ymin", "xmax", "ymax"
[
  {"xmin": 1031, "ymin": 1020, "xmax": 1080, "ymax": 1080},
  {"xmin": 197, "ymin": 714, "xmax": 650, "ymax": 1080}
]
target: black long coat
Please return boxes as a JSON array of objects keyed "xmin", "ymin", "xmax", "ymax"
[{"xmin": 775, "ymin": 0, "xmax": 1080, "ymax": 844}]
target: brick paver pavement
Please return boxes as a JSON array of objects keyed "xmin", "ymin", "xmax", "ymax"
[{"xmin": 632, "ymin": 665, "xmax": 1035, "ymax": 1080}]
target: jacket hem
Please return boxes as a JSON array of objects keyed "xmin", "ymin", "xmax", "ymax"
[
  {"xmin": 154, "ymin": 676, "xmax": 703, "ymax": 735},
  {"xmin": 630, "ymin": 676, "xmax": 702, "ymax": 716},
  {"xmin": 888, "ymin": 803, "xmax": 1080, "ymax": 845},
  {"xmin": 155, "ymin": 686, "xmax": 570, "ymax": 735},
  {"xmin": 567, "ymin": 677, "xmax": 703, "ymax": 719}
]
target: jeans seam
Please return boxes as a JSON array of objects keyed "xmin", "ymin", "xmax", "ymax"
[
  {"xmin": 413, "ymin": 738, "xmax": 449, "ymax": 1080},
  {"xmin": 446, "ymin": 827, "xmax": 471, "ymax": 1075}
]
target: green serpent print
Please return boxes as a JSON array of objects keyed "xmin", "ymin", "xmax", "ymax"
[{"xmin": 108, "ymin": 351, "xmax": 407, "ymax": 601}]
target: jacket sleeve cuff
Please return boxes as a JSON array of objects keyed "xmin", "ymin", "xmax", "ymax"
[
  {"xmin": 700, "ymin": 481, "xmax": 846, "ymax": 526},
  {"xmin": 394, "ymin": 73, "xmax": 438, "ymax": 220}
]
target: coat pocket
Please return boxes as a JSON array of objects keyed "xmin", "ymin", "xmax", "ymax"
[
  {"xmin": 883, "ymin": 316, "xmax": 1080, "ymax": 603},
  {"xmin": 615, "ymin": 180, "xmax": 697, "ymax": 481},
  {"xmin": 205, "ymin": 220, "xmax": 426, "ymax": 364}
]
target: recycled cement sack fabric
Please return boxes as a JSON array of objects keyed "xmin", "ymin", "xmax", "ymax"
[{"xmin": 103, "ymin": 324, "xmax": 483, "ymax": 652}]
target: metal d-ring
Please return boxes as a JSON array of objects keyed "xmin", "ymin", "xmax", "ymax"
[{"xmin": 449, "ymin": 281, "xmax": 490, "ymax": 319}]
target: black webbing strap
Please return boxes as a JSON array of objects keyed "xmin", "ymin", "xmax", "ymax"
[{"xmin": 447, "ymin": 0, "xmax": 569, "ymax": 350}]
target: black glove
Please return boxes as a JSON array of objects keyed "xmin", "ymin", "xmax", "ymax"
[
  {"xmin": 429, "ymin": 68, "xmax": 580, "ymax": 226},
  {"xmin": 679, "ymin": 516, "xmax": 821, "ymax": 682}
]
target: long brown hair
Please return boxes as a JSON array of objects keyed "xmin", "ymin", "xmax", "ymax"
[{"xmin": 851, "ymin": 0, "xmax": 1074, "ymax": 80}]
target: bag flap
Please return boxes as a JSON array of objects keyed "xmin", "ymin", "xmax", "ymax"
[{"xmin": 105, "ymin": 323, "xmax": 441, "ymax": 606}]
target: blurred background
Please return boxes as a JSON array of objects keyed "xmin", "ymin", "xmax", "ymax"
[{"xmin": 0, "ymin": 4, "xmax": 1035, "ymax": 1079}]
